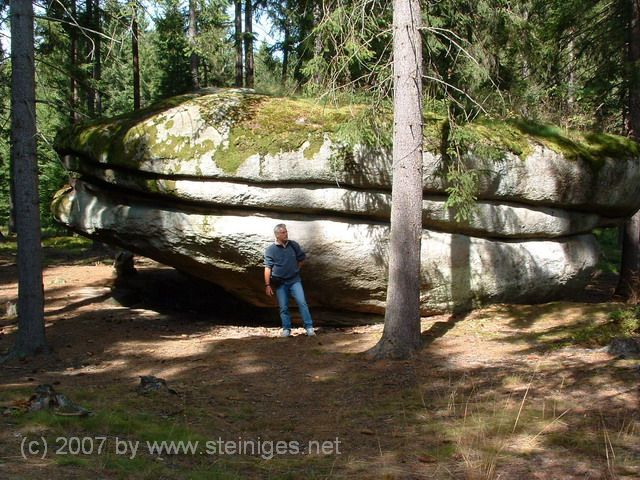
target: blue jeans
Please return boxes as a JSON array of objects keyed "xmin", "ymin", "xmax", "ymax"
[{"xmin": 275, "ymin": 281, "xmax": 313, "ymax": 330}]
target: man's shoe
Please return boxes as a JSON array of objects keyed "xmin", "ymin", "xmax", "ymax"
[
  {"xmin": 306, "ymin": 327, "xmax": 316, "ymax": 337},
  {"xmin": 280, "ymin": 329, "xmax": 291, "ymax": 337}
]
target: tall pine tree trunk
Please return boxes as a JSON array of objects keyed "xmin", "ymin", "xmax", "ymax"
[
  {"xmin": 244, "ymin": 0, "xmax": 254, "ymax": 88},
  {"xmin": 70, "ymin": 0, "xmax": 79, "ymax": 124},
  {"xmin": 203, "ymin": 60, "xmax": 209, "ymax": 86},
  {"xmin": 617, "ymin": 0, "xmax": 640, "ymax": 300},
  {"xmin": 234, "ymin": 0, "xmax": 243, "ymax": 87},
  {"xmin": 188, "ymin": 0, "xmax": 200, "ymax": 89},
  {"xmin": 93, "ymin": 0, "xmax": 102, "ymax": 115},
  {"xmin": 7, "ymin": 0, "xmax": 47, "ymax": 359},
  {"xmin": 370, "ymin": 0, "xmax": 423, "ymax": 360},
  {"xmin": 132, "ymin": 1, "xmax": 140, "ymax": 110},
  {"xmin": 618, "ymin": 212, "xmax": 640, "ymax": 299},
  {"xmin": 281, "ymin": 25, "xmax": 290, "ymax": 84},
  {"xmin": 628, "ymin": 0, "xmax": 640, "ymax": 139},
  {"xmin": 312, "ymin": 1, "xmax": 324, "ymax": 85},
  {"xmin": 567, "ymin": 32, "xmax": 576, "ymax": 115},
  {"xmin": 86, "ymin": 0, "xmax": 94, "ymax": 116}
]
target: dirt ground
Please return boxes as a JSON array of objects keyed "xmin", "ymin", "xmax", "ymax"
[{"xmin": 0, "ymin": 247, "xmax": 638, "ymax": 479}]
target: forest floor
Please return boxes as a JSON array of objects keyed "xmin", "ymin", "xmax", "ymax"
[{"xmin": 0, "ymin": 241, "xmax": 638, "ymax": 479}]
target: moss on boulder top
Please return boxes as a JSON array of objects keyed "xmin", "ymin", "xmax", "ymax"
[
  {"xmin": 54, "ymin": 88, "xmax": 640, "ymax": 215},
  {"xmin": 422, "ymin": 114, "xmax": 640, "ymax": 170},
  {"xmin": 57, "ymin": 88, "xmax": 640, "ymax": 178},
  {"xmin": 56, "ymin": 88, "xmax": 359, "ymax": 176}
]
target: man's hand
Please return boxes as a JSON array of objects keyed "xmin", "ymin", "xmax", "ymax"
[{"xmin": 265, "ymin": 285, "xmax": 274, "ymax": 297}]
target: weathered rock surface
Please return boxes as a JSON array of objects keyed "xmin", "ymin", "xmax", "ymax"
[
  {"xmin": 54, "ymin": 181, "xmax": 600, "ymax": 319},
  {"xmin": 54, "ymin": 163, "xmax": 603, "ymax": 238},
  {"xmin": 52, "ymin": 88, "xmax": 640, "ymax": 321}
]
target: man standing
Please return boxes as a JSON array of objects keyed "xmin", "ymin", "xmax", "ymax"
[{"xmin": 264, "ymin": 224, "xmax": 315, "ymax": 337}]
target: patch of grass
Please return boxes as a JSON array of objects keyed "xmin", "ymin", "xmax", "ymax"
[
  {"xmin": 546, "ymin": 428, "xmax": 600, "ymax": 453},
  {"xmin": 500, "ymin": 302, "xmax": 638, "ymax": 352},
  {"xmin": 0, "ymin": 235, "xmax": 92, "ymax": 254},
  {"xmin": 0, "ymin": 238, "xmax": 16, "ymax": 253},
  {"xmin": 436, "ymin": 378, "xmax": 634, "ymax": 479},
  {"xmin": 548, "ymin": 306, "xmax": 640, "ymax": 348},
  {"xmin": 593, "ymin": 227, "xmax": 621, "ymax": 274},
  {"xmin": 422, "ymin": 441, "xmax": 457, "ymax": 461},
  {"xmin": 12, "ymin": 403, "xmax": 206, "ymax": 446},
  {"xmin": 42, "ymin": 236, "xmax": 92, "ymax": 250},
  {"xmin": 227, "ymin": 404, "xmax": 256, "ymax": 422},
  {"xmin": 54, "ymin": 456, "xmax": 91, "ymax": 467},
  {"xmin": 0, "ymin": 386, "xmax": 32, "ymax": 399}
]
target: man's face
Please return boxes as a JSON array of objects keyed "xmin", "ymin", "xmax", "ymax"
[{"xmin": 275, "ymin": 227, "xmax": 288, "ymax": 244}]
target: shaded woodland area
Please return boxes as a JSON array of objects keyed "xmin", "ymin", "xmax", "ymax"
[{"xmin": 1, "ymin": 1, "xmax": 640, "ymax": 478}]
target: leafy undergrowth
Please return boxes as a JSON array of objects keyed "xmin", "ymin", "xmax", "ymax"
[
  {"xmin": 498, "ymin": 302, "xmax": 640, "ymax": 351},
  {"xmin": 0, "ymin": 250, "xmax": 638, "ymax": 479},
  {"xmin": 0, "ymin": 234, "xmax": 113, "ymax": 268}
]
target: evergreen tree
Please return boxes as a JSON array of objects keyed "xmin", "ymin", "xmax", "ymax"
[
  {"xmin": 188, "ymin": 0, "xmax": 200, "ymax": 89},
  {"xmin": 154, "ymin": 0, "xmax": 192, "ymax": 99},
  {"xmin": 194, "ymin": 0, "xmax": 234, "ymax": 87}
]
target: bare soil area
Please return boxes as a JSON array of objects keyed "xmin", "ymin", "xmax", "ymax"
[{"xmin": 0, "ymin": 246, "xmax": 638, "ymax": 479}]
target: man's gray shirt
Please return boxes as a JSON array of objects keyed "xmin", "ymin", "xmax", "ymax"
[{"xmin": 264, "ymin": 240, "xmax": 306, "ymax": 284}]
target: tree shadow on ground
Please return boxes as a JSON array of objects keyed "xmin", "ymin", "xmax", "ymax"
[
  {"xmin": 421, "ymin": 311, "xmax": 470, "ymax": 347},
  {"xmin": 0, "ymin": 249, "xmax": 637, "ymax": 479},
  {"xmin": 2, "ymin": 306, "xmax": 636, "ymax": 480}
]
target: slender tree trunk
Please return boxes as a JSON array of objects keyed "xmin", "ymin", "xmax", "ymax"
[
  {"xmin": 8, "ymin": 165, "xmax": 15, "ymax": 234},
  {"xmin": 132, "ymin": 1, "xmax": 140, "ymax": 110},
  {"xmin": 7, "ymin": 0, "xmax": 47, "ymax": 359},
  {"xmin": 627, "ymin": 0, "xmax": 640, "ymax": 139},
  {"xmin": 567, "ymin": 32, "xmax": 576, "ymax": 115},
  {"xmin": 244, "ymin": 0, "xmax": 254, "ymax": 88},
  {"xmin": 520, "ymin": 7, "xmax": 531, "ymax": 86},
  {"xmin": 282, "ymin": 25, "xmax": 290, "ymax": 84},
  {"xmin": 120, "ymin": 1, "xmax": 142, "ymax": 274},
  {"xmin": 370, "ymin": 0, "xmax": 423, "ymax": 360},
  {"xmin": 93, "ymin": 0, "xmax": 102, "ymax": 115},
  {"xmin": 234, "ymin": 0, "xmax": 243, "ymax": 87},
  {"xmin": 188, "ymin": 0, "xmax": 200, "ymax": 89},
  {"xmin": 312, "ymin": 1, "xmax": 324, "ymax": 85},
  {"xmin": 70, "ymin": 0, "xmax": 79, "ymax": 124},
  {"xmin": 617, "ymin": 0, "xmax": 640, "ymax": 300},
  {"xmin": 617, "ymin": 212, "xmax": 640, "ymax": 299},
  {"xmin": 86, "ymin": 0, "xmax": 95, "ymax": 116}
]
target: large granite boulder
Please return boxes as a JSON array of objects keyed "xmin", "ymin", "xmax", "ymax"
[{"xmin": 52, "ymin": 88, "xmax": 640, "ymax": 322}]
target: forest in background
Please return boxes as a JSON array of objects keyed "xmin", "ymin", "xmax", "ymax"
[{"xmin": 1, "ymin": 0, "xmax": 639, "ymax": 231}]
